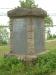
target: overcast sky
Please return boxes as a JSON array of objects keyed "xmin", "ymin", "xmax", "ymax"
[{"xmin": 0, "ymin": 0, "xmax": 56, "ymax": 25}]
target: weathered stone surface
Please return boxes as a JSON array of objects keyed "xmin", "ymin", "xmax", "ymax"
[
  {"xmin": 11, "ymin": 19, "xmax": 27, "ymax": 54},
  {"xmin": 27, "ymin": 23, "xmax": 35, "ymax": 55},
  {"xmin": 8, "ymin": 7, "xmax": 47, "ymax": 59},
  {"xmin": 7, "ymin": 7, "xmax": 47, "ymax": 18}
]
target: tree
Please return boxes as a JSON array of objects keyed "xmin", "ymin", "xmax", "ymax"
[
  {"xmin": 19, "ymin": 0, "xmax": 53, "ymax": 26},
  {"xmin": 44, "ymin": 15, "xmax": 53, "ymax": 27}
]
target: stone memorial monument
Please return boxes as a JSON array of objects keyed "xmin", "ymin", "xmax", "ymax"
[{"xmin": 7, "ymin": 7, "xmax": 47, "ymax": 59}]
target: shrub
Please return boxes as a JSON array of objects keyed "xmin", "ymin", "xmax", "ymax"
[
  {"xmin": 53, "ymin": 34, "xmax": 56, "ymax": 38},
  {"xmin": 47, "ymin": 34, "xmax": 53, "ymax": 40}
]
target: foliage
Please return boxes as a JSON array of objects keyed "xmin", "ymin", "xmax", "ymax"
[
  {"xmin": 0, "ymin": 56, "xmax": 25, "ymax": 75},
  {"xmin": 20, "ymin": 0, "xmax": 37, "ymax": 8},
  {"xmin": 0, "ymin": 49, "xmax": 56, "ymax": 75},
  {"xmin": 47, "ymin": 32, "xmax": 53, "ymax": 40},
  {"xmin": 44, "ymin": 15, "xmax": 53, "ymax": 27},
  {"xmin": 53, "ymin": 34, "xmax": 56, "ymax": 38},
  {"xmin": 47, "ymin": 32, "xmax": 56, "ymax": 40},
  {"xmin": 46, "ymin": 28, "xmax": 56, "ymax": 40},
  {"xmin": 19, "ymin": 0, "xmax": 53, "ymax": 27},
  {"xmin": 47, "ymin": 34, "xmax": 56, "ymax": 40}
]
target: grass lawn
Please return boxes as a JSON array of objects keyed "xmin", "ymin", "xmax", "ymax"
[
  {"xmin": 45, "ymin": 39, "xmax": 56, "ymax": 51},
  {"xmin": 50, "ymin": 71, "xmax": 56, "ymax": 75},
  {"xmin": 0, "ymin": 45, "xmax": 10, "ymax": 56}
]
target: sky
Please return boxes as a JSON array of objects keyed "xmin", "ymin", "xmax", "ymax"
[{"xmin": 0, "ymin": 0, "xmax": 56, "ymax": 26}]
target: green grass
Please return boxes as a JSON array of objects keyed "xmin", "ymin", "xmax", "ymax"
[
  {"xmin": 45, "ymin": 39, "xmax": 56, "ymax": 75},
  {"xmin": 0, "ymin": 45, "xmax": 10, "ymax": 56},
  {"xmin": 0, "ymin": 45, "xmax": 10, "ymax": 51},
  {"xmin": 45, "ymin": 39, "xmax": 56, "ymax": 51},
  {"xmin": 0, "ymin": 49, "xmax": 56, "ymax": 75}
]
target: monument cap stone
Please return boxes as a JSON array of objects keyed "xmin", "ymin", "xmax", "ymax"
[{"xmin": 7, "ymin": 7, "xmax": 47, "ymax": 18}]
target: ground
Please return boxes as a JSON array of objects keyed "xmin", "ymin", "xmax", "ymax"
[
  {"xmin": 45, "ymin": 39, "xmax": 56, "ymax": 51},
  {"xmin": 0, "ymin": 45, "xmax": 10, "ymax": 56}
]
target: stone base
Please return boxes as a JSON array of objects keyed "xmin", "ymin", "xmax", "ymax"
[{"xmin": 7, "ymin": 50, "xmax": 37, "ymax": 61}]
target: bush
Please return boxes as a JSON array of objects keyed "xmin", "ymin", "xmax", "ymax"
[
  {"xmin": 53, "ymin": 34, "xmax": 56, "ymax": 38},
  {"xmin": 0, "ymin": 56, "xmax": 25, "ymax": 75},
  {"xmin": 47, "ymin": 34, "xmax": 56, "ymax": 40},
  {"xmin": 47, "ymin": 34, "xmax": 53, "ymax": 40}
]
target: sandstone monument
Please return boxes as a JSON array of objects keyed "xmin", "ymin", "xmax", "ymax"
[{"xmin": 7, "ymin": 7, "xmax": 47, "ymax": 59}]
